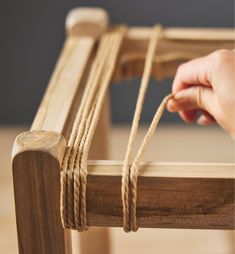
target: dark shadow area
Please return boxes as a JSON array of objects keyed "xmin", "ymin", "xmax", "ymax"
[
  {"xmin": 0, "ymin": 0, "xmax": 233, "ymax": 124},
  {"xmin": 111, "ymin": 78, "xmax": 180, "ymax": 123}
]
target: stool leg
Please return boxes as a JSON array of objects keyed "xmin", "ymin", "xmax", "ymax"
[
  {"xmin": 12, "ymin": 131, "xmax": 72, "ymax": 254},
  {"xmin": 71, "ymin": 95, "xmax": 111, "ymax": 254}
]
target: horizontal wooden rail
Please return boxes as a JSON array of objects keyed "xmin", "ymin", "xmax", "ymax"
[
  {"xmin": 86, "ymin": 160, "xmax": 235, "ymax": 230},
  {"xmin": 127, "ymin": 27, "xmax": 235, "ymax": 41},
  {"xmin": 114, "ymin": 27, "xmax": 235, "ymax": 81},
  {"xmin": 29, "ymin": 26, "xmax": 235, "ymax": 132},
  {"xmin": 13, "ymin": 7, "xmax": 235, "ymax": 254}
]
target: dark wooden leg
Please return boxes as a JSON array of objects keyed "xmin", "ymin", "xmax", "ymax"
[{"xmin": 12, "ymin": 131, "xmax": 72, "ymax": 254}]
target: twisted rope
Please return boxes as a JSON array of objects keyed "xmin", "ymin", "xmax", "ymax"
[
  {"xmin": 129, "ymin": 93, "xmax": 173, "ymax": 231},
  {"xmin": 121, "ymin": 24, "xmax": 173, "ymax": 232},
  {"xmin": 60, "ymin": 24, "xmax": 172, "ymax": 233},
  {"xmin": 60, "ymin": 26, "xmax": 126, "ymax": 231}
]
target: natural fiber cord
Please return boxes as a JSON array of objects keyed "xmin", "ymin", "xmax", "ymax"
[
  {"xmin": 60, "ymin": 26, "xmax": 127, "ymax": 231},
  {"xmin": 129, "ymin": 93, "xmax": 173, "ymax": 231},
  {"xmin": 60, "ymin": 25, "xmax": 173, "ymax": 233},
  {"xmin": 121, "ymin": 25, "xmax": 173, "ymax": 232}
]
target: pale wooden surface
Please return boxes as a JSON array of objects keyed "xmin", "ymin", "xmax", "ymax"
[
  {"xmin": 31, "ymin": 36, "xmax": 94, "ymax": 137},
  {"xmin": 114, "ymin": 27, "xmax": 235, "ymax": 81},
  {"xmin": 66, "ymin": 8, "xmax": 109, "ymax": 39},
  {"xmin": 30, "ymin": 16, "xmax": 235, "ymax": 139},
  {"xmin": 1, "ymin": 125, "xmax": 234, "ymax": 253},
  {"xmin": 4, "ymin": 7, "xmax": 235, "ymax": 253},
  {"xmin": 127, "ymin": 27, "xmax": 235, "ymax": 41},
  {"xmin": 31, "ymin": 7, "xmax": 109, "ymax": 139},
  {"xmin": 0, "ymin": 126, "xmax": 25, "ymax": 254},
  {"xmin": 18, "ymin": 8, "xmax": 109, "ymax": 254},
  {"xmin": 88, "ymin": 160, "xmax": 234, "ymax": 178}
]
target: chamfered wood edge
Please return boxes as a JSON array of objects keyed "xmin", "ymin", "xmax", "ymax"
[
  {"xmin": 11, "ymin": 129, "xmax": 234, "ymax": 180},
  {"xmin": 87, "ymin": 160, "xmax": 235, "ymax": 179},
  {"xmin": 12, "ymin": 130, "xmax": 66, "ymax": 165},
  {"xmin": 66, "ymin": 7, "xmax": 109, "ymax": 39}
]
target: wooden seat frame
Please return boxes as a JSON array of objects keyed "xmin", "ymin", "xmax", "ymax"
[{"xmin": 12, "ymin": 7, "xmax": 235, "ymax": 254}]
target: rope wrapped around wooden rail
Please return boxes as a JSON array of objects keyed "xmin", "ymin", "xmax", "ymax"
[
  {"xmin": 60, "ymin": 26, "xmax": 127, "ymax": 231},
  {"xmin": 60, "ymin": 24, "xmax": 173, "ymax": 232},
  {"xmin": 121, "ymin": 24, "xmax": 173, "ymax": 232}
]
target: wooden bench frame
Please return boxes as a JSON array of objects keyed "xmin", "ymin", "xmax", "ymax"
[{"xmin": 11, "ymin": 7, "xmax": 235, "ymax": 254}]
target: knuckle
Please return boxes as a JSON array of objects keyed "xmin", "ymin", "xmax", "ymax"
[
  {"xmin": 176, "ymin": 63, "xmax": 185, "ymax": 75},
  {"xmin": 212, "ymin": 49, "xmax": 231, "ymax": 58},
  {"xmin": 210, "ymin": 49, "xmax": 231, "ymax": 69}
]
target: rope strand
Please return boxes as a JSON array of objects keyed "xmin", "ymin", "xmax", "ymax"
[
  {"xmin": 121, "ymin": 24, "xmax": 163, "ymax": 232},
  {"xmin": 129, "ymin": 93, "xmax": 173, "ymax": 231},
  {"xmin": 60, "ymin": 24, "xmax": 172, "ymax": 233},
  {"xmin": 60, "ymin": 26, "xmax": 126, "ymax": 231}
]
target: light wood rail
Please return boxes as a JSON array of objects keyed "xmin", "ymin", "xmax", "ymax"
[
  {"xmin": 12, "ymin": 7, "xmax": 109, "ymax": 254},
  {"xmin": 11, "ymin": 6, "xmax": 235, "ymax": 254},
  {"xmin": 114, "ymin": 27, "xmax": 234, "ymax": 81}
]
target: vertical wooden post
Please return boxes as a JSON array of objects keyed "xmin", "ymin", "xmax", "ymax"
[
  {"xmin": 12, "ymin": 131, "xmax": 72, "ymax": 254},
  {"xmin": 12, "ymin": 8, "xmax": 109, "ymax": 254}
]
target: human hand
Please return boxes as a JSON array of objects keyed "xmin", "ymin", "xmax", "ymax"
[{"xmin": 167, "ymin": 49, "xmax": 235, "ymax": 140}]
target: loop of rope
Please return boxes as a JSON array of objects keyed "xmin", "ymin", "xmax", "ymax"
[
  {"xmin": 129, "ymin": 93, "xmax": 173, "ymax": 231},
  {"xmin": 121, "ymin": 24, "xmax": 173, "ymax": 232},
  {"xmin": 60, "ymin": 26, "xmax": 127, "ymax": 231},
  {"xmin": 60, "ymin": 24, "xmax": 173, "ymax": 233}
]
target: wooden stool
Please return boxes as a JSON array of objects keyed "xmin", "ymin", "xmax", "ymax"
[{"xmin": 12, "ymin": 7, "xmax": 235, "ymax": 254}]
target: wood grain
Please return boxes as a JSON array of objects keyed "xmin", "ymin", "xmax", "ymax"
[
  {"xmin": 86, "ymin": 161, "xmax": 235, "ymax": 229},
  {"xmin": 12, "ymin": 131, "xmax": 71, "ymax": 254},
  {"xmin": 113, "ymin": 27, "xmax": 235, "ymax": 81},
  {"xmin": 2, "ymin": 126, "xmax": 234, "ymax": 254},
  {"xmin": 12, "ymin": 7, "xmax": 109, "ymax": 254},
  {"xmin": 30, "ymin": 37, "xmax": 95, "ymax": 136},
  {"xmin": 11, "ymin": 7, "xmax": 235, "ymax": 254},
  {"xmin": 31, "ymin": 8, "xmax": 109, "ymax": 138}
]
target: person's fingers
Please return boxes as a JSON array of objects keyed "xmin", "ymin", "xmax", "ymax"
[
  {"xmin": 178, "ymin": 110, "xmax": 198, "ymax": 123},
  {"xmin": 172, "ymin": 56, "xmax": 212, "ymax": 94},
  {"xmin": 197, "ymin": 112, "xmax": 216, "ymax": 125},
  {"xmin": 178, "ymin": 110, "xmax": 216, "ymax": 125},
  {"xmin": 167, "ymin": 86, "xmax": 217, "ymax": 117}
]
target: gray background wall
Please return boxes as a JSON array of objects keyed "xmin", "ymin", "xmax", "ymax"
[{"xmin": 0, "ymin": 0, "xmax": 234, "ymax": 124}]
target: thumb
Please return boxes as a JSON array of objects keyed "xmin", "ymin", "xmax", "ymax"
[{"xmin": 167, "ymin": 86, "xmax": 217, "ymax": 117}]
